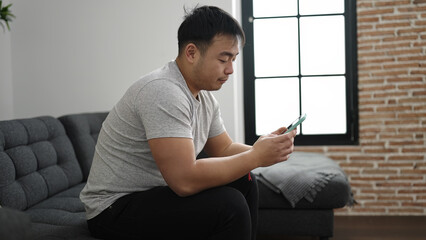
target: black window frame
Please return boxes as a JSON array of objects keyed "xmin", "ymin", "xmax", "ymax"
[{"xmin": 241, "ymin": 0, "xmax": 359, "ymax": 146}]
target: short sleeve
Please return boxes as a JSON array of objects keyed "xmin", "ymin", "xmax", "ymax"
[{"xmin": 135, "ymin": 80, "xmax": 193, "ymax": 140}]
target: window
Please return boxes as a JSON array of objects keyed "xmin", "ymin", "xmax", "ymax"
[{"xmin": 242, "ymin": 0, "xmax": 358, "ymax": 145}]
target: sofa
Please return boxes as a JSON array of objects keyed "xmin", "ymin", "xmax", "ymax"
[{"xmin": 0, "ymin": 112, "xmax": 352, "ymax": 240}]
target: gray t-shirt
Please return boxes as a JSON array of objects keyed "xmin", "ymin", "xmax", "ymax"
[{"xmin": 80, "ymin": 61, "xmax": 226, "ymax": 219}]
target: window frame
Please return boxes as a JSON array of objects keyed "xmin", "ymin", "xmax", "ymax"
[{"xmin": 241, "ymin": 0, "xmax": 359, "ymax": 146}]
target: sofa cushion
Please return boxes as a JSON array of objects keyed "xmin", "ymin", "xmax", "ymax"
[
  {"xmin": 0, "ymin": 117, "xmax": 83, "ymax": 210},
  {"xmin": 0, "ymin": 207, "xmax": 31, "ymax": 240},
  {"xmin": 26, "ymin": 183, "xmax": 96, "ymax": 239},
  {"xmin": 30, "ymin": 223, "xmax": 94, "ymax": 240},
  {"xmin": 59, "ymin": 112, "xmax": 108, "ymax": 181},
  {"xmin": 27, "ymin": 183, "xmax": 86, "ymax": 225}
]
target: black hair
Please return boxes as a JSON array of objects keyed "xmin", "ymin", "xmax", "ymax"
[{"xmin": 177, "ymin": 5, "xmax": 245, "ymax": 55}]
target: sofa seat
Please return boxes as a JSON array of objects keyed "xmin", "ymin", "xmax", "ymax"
[
  {"xmin": 27, "ymin": 183, "xmax": 86, "ymax": 226},
  {"xmin": 26, "ymin": 183, "xmax": 93, "ymax": 239}
]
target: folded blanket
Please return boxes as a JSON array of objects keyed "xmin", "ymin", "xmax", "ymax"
[{"xmin": 253, "ymin": 152, "xmax": 352, "ymax": 208}]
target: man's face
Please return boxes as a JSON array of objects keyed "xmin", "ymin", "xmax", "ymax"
[{"xmin": 191, "ymin": 34, "xmax": 240, "ymax": 93}]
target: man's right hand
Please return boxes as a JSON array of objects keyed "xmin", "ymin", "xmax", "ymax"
[{"xmin": 250, "ymin": 128, "xmax": 297, "ymax": 168}]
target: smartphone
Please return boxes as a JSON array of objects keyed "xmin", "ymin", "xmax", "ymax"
[{"xmin": 282, "ymin": 113, "xmax": 307, "ymax": 134}]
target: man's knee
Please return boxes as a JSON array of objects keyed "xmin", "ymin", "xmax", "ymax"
[
  {"xmin": 210, "ymin": 187, "xmax": 251, "ymax": 239},
  {"xmin": 219, "ymin": 187, "xmax": 250, "ymax": 212}
]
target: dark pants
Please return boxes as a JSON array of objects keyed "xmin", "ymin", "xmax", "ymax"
[{"xmin": 88, "ymin": 173, "xmax": 258, "ymax": 240}]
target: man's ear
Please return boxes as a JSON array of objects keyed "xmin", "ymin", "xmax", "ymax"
[{"xmin": 184, "ymin": 43, "xmax": 199, "ymax": 64}]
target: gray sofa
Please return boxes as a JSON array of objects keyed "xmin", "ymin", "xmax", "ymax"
[{"xmin": 0, "ymin": 112, "xmax": 352, "ymax": 240}]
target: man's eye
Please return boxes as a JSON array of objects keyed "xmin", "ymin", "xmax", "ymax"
[{"xmin": 219, "ymin": 59, "xmax": 227, "ymax": 63}]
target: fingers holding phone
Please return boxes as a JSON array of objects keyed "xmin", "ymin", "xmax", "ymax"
[
  {"xmin": 252, "ymin": 114, "xmax": 306, "ymax": 167},
  {"xmin": 281, "ymin": 113, "xmax": 307, "ymax": 134},
  {"xmin": 272, "ymin": 126, "xmax": 287, "ymax": 135},
  {"xmin": 252, "ymin": 128, "xmax": 297, "ymax": 167}
]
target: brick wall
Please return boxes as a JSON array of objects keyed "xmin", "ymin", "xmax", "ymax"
[{"xmin": 296, "ymin": 0, "xmax": 426, "ymax": 215}]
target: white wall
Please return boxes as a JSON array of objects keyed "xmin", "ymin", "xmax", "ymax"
[
  {"xmin": 5, "ymin": 0, "xmax": 244, "ymax": 142},
  {"xmin": 0, "ymin": 0, "xmax": 14, "ymax": 121}
]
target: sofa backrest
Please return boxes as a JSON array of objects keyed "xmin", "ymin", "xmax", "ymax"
[
  {"xmin": 59, "ymin": 112, "xmax": 108, "ymax": 181},
  {"xmin": 0, "ymin": 117, "xmax": 83, "ymax": 210}
]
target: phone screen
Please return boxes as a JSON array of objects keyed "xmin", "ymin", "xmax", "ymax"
[{"xmin": 282, "ymin": 113, "xmax": 307, "ymax": 134}]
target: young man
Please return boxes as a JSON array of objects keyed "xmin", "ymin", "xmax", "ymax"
[{"xmin": 81, "ymin": 6, "xmax": 296, "ymax": 240}]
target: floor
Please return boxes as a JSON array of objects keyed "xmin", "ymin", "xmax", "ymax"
[{"xmin": 257, "ymin": 216, "xmax": 426, "ymax": 240}]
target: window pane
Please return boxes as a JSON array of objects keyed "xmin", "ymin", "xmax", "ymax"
[
  {"xmin": 300, "ymin": 15, "xmax": 345, "ymax": 75},
  {"xmin": 301, "ymin": 76, "xmax": 346, "ymax": 134},
  {"xmin": 255, "ymin": 78, "xmax": 300, "ymax": 135},
  {"xmin": 254, "ymin": 18, "xmax": 299, "ymax": 77},
  {"xmin": 299, "ymin": 0, "xmax": 345, "ymax": 15},
  {"xmin": 253, "ymin": 0, "xmax": 297, "ymax": 17}
]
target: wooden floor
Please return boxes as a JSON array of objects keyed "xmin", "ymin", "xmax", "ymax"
[{"xmin": 257, "ymin": 216, "xmax": 426, "ymax": 240}]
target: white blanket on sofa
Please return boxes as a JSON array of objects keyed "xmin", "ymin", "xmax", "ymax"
[{"xmin": 252, "ymin": 152, "xmax": 345, "ymax": 208}]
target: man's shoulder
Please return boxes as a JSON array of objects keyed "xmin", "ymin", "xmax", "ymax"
[
  {"xmin": 147, "ymin": 61, "xmax": 180, "ymax": 79},
  {"xmin": 131, "ymin": 61, "xmax": 183, "ymax": 91}
]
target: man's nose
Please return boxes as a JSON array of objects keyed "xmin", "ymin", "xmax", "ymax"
[{"xmin": 225, "ymin": 62, "xmax": 234, "ymax": 75}]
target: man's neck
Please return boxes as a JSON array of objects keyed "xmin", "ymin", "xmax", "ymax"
[{"xmin": 175, "ymin": 57, "xmax": 199, "ymax": 99}]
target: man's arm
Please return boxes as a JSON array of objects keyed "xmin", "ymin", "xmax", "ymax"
[
  {"xmin": 149, "ymin": 137, "xmax": 256, "ymax": 197},
  {"xmin": 203, "ymin": 132, "xmax": 251, "ymax": 157},
  {"xmin": 148, "ymin": 128, "xmax": 296, "ymax": 197}
]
